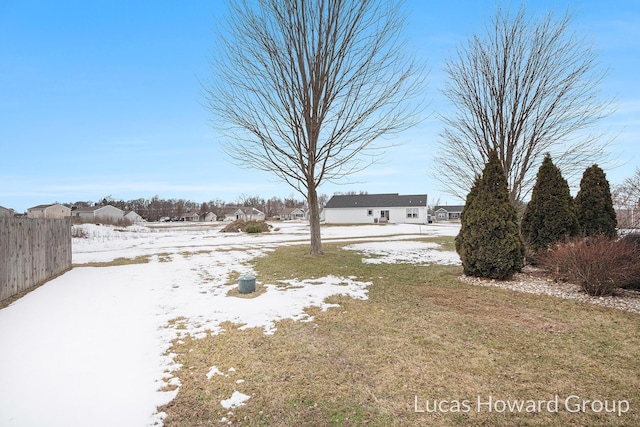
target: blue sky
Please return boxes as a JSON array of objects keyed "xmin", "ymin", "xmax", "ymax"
[{"xmin": 1, "ymin": 0, "xmax": 638, "ymax": 213}]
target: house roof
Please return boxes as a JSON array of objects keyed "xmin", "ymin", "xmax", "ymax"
[
  {"xmin": 247, "ymin": 207, "xmax": 264, "ymax": 215},
  {"xmin": 280, "ymin": 207, "xmax": 305, "ymax": 214},
  {"xmin": 74, "ymin": 205, "xmax": 122, "ymax": 213},
  {"xmin": 433, "ymin": 205, "xmax": 465, "ymax": 212},
  {"xmin": 74, "ymin": 206, "xmax": 101, "ymax": 212},
  {"xmin": 238, "ymin": 207, "xmax": 264, "ymax": 215},
  {"xmin": 28, "ymin": 203, "xmax": 64, "ymax": 210},
  {"xmin": 324, "ymin": 193, "xmax": 428, "ymax": 209},
  {"xmin": 223, "ymin": 206, "xmax": 264, "ymax": 215},
  {"xmin": 181, "ymin": 212, "xmax": 199, "ymax": 217}
]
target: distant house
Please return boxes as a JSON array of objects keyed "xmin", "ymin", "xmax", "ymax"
[
  {"xmin": 323, "ymin": 193, "xmax": 428, "ymax": 224},
  {"xmin": 203, "ymin": 212, "xmax": 217, "ymax": 222},
  {"xmin": 27, "ymin": 203, "xmax": 71, "ymax": 219},
  {"xmin": 180, "ymin": 212, "xmax": 200, "ymax": 222},
  {"xmin": 433, "ymin": 205, "xmax": 464, "ymax": 222},
  {"xmin": 124, "ymin": 211, "xmax": 145, "ymax": 223},
  {"xmin": 616, "ymin": 207, "xmax": 639, "ymax": 229},
  {"xmin": 278, "ymin": 207, "xmax": 307, "ymax": 220},
  {"xmin": 221, "ymin": 208, "xmax": 236, "ymax": 221},
  {"xmin": 72, "ymin": 205, "xmax": 124, "ymax": 223},
  {"xmin": 224, "ymin": 207, "xmax": 266, "ymax": 222},
  {"xmin": 0, "ymin": 205, "xmax": 14, "ymax": 217}
]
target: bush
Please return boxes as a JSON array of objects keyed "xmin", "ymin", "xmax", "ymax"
[
  {"xmin": 221, "ymin": 219, "xmax": 271, "ymax": 233},
  {"xmin": 455, "ymin": 150, "xmax": 524, "ymax": 280},
  {"xmin": 521, "ymin": 154, "xmax": 579, "ymax": 258},
  {"xmin": 620, "ymin": 233, "xmax": 640, "ymax": 290},
  {"xmin": 574, "ymin": 164, "xmax": 617, "ymax": 238},
  {"xmin": 622, "ymin": 232, "xmax": 640, "ymax": 250},
  {"xmin": 542, "ymin": 235, "xmax": 640, "ymax": 296},
  {"xmin": 71, "ymin": 216, "xmax": 133, "ymax": 227},
  {"xmin": 71, "ymin": 225, "xmax": 88, "ymax": 238},
  {"xmin": 245, "ymin": 225, "xmax": 263, "ymax": 233}
]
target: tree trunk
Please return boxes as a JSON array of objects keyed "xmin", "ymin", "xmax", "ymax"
[{"xmin": 307, "ymin": 186, "xmax": 323, "ymax": 255}]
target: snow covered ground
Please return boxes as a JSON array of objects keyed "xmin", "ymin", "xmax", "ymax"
[{"xmin": 0, "ymin": 221, "xmax": 459, "ymax": 426}]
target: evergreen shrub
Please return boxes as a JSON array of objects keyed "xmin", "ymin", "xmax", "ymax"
[
  {"xmin": 456, "ymin": 150, "xmax": 524, "ymax": 279},
  {"xmin": 521, "ymin": 154, "xmax": 579, "ymax": 260},
  {"xmin": 574, "ymin": 164, "xmax": 617, "ymax": 237}
]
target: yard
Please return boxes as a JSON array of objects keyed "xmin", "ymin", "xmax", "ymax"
[{"xmin": 0, "ymin": 221, "xmax": 638, "ymax": 426}]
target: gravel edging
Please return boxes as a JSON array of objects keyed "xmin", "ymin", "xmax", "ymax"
[{"xmin": 459, "ymin": 270, "xmax": 640, "ymax": 315}]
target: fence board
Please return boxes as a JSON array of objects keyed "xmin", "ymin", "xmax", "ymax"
[{"xmin": 0, "ymin": 217, "xmax": 71, "ymax": 302}]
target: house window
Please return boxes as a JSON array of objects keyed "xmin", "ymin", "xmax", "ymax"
[
  {"xmin": 437, "ymin": 212, "xmax": 446, "ymax": 220},
  {"xmin": 367, "ymin": 209, "xmax": 373, "ymax": 216},
  {"xmin": 450, "ymin": 213, "xmax": 460, "ymax": 219},
  {"xmin": 406, "ymin": 208, "xmax": 418, "ymax": 218}
]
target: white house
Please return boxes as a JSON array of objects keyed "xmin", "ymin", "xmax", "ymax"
[
  {"xmin": 433, "ymin": 205, "xmax": 464, "ymax": 222},
  {"xmin": 124, "ymin": 211, "xmax": 145, "ymax": 223},
  {"xmin": 278, "ymin": 207, "xmax": 307, "ymax": 220},
  {"xmin": 180, "ymin": 212, "xmax": 200, "ymax": 222},
  {"xmin": 323, "ymin": 193, "xmax": 428, "ymax": 224},
  {"xmin": 27, "ymin": 203, "xmax": 71, "ymax": 219},
  {"xmin": 203, "ymin": 212, "xmax": 217, "ymax": 222},
  {"xmin": 224, "ymin": 207, "xmax": 266, "ymax": 222},
  {"xmin": 72, "ymin": 205, "xmax": 124, "ymax": 223}
]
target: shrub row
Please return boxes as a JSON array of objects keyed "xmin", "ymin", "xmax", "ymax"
[{"xmin": 456, "ymin": 151, "xmax": 637, "ymax": 297}]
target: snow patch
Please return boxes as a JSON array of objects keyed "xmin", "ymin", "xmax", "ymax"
[
  {"xmin": 344, "ymin": 240, "xmax": 461, "ymax": 265},
  {"xmin": 206, "ymin": 366, "xmax": 225, "ymax": 379},
  {"xmin": 0, "ymin": 222, "xmax": 460, "ymax": 426},
  {"xmin": 220, "ymin": 391, "xmax": 251, "ymax": 409}
]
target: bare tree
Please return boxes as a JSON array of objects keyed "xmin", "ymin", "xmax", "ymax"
[
  {"xmin": 264, "ymin": 197, "xmax": 282, "ymax": 219},
  {"xmin": 317, "ymin": 193, "xmax": 329, "ymax": 211},
  {"xmin": 619, "ymin": 168, "xmax": 640, "ymax": 198},
  {"xmin": 613, "ymin": 167, "xmax": 640, "ymax": 229},
  {"xmin": 434, "ymin": 4, "xmax": 613, "ymax": 205},
  {"xmin": 203, "ymin": 0, "xmax": 426, "ymax": 254}
]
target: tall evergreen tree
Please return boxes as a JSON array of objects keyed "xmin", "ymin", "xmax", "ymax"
[
  {"xmin": 456, "ymin": 150, "xmax": 524, "ymax": 279},
  {"xmin": 455, "ymin": 175, "xmax": 481, "ymax": 259},
  {"xmin": 521, "ymin": 154, "xmax": 579, "ymax": 253},
  {"xmin": 575, "ymin": 164, "xmax": 617, "ymax": 237}
]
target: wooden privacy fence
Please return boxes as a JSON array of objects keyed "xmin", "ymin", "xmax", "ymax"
[{"xmin": 0, "ymin": 217, "xmax": 72, "ymax": 302}]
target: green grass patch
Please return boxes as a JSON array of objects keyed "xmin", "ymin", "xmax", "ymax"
[{"xmin": 159, "ymin": 241, "xmax": 640, "ymax": 426}]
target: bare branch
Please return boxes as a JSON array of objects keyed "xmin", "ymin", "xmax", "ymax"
[
  {"xmin": 434, "ymin": 4, "xmax": 614, "ymax": 204},
  {"xmin": 203, "ymin": 0, "xmax": 427, "ymax": 253}
]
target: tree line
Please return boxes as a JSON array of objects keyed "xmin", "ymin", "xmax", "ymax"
[{"xmin": 62, "ymin": 194, "xmax": 323, "ymax": 222}]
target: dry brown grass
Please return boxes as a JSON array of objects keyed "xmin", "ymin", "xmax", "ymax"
[
  {"xmin": 73, "ymin": 255, "xmax": 151, "ymax": 268},
  {"xmin": 159, "ymin": 242, "xmax": 640, "ymax": 426},
  {"xmin": 179, "ymin": 250, "xmax": 214, "ymax": 258}
]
